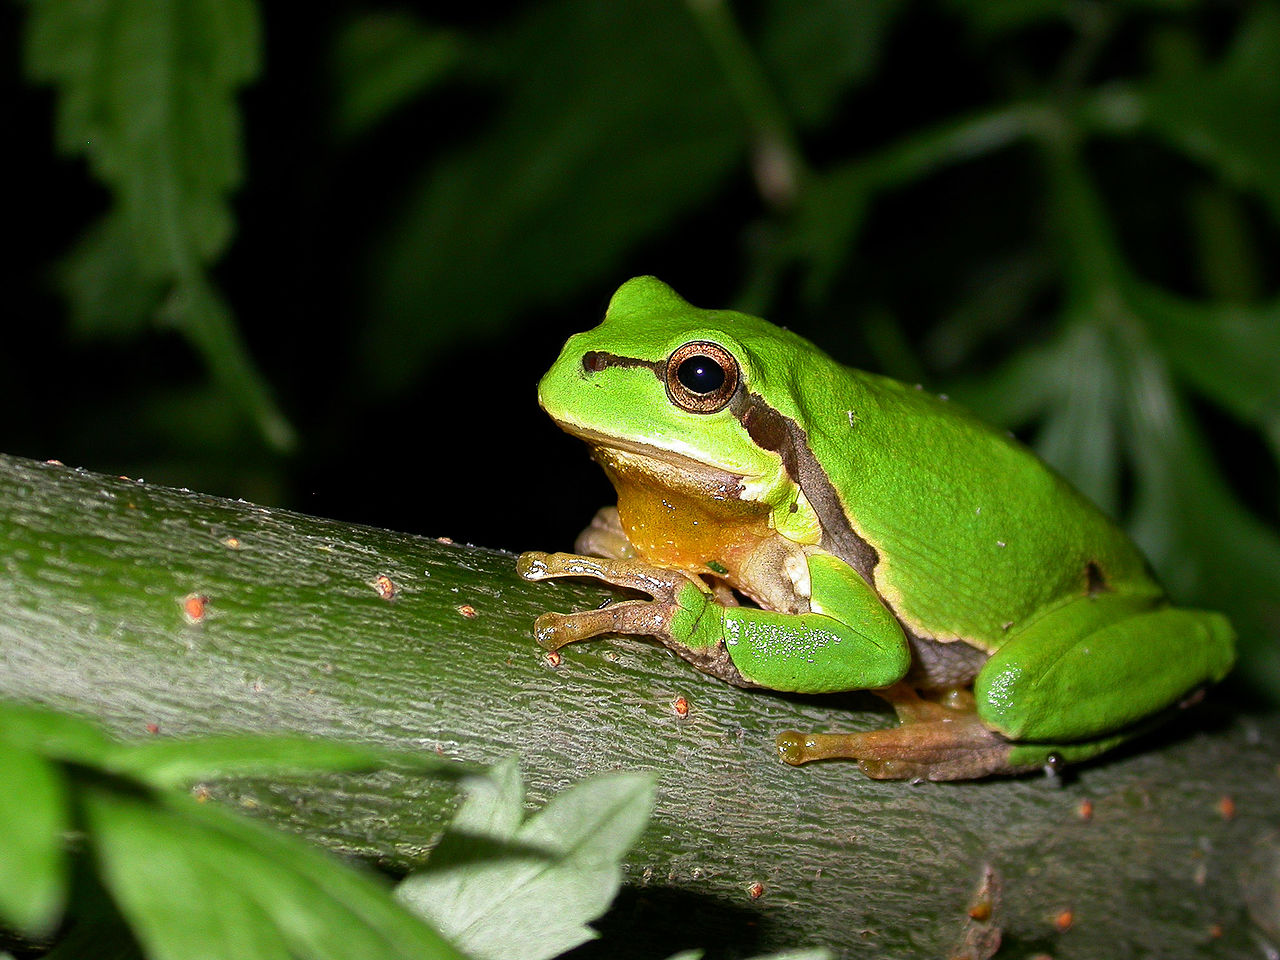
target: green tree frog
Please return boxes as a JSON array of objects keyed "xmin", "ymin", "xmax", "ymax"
[{"xmin": 518, "ymin": 277, "xmax": 1235, "ymax": 780}]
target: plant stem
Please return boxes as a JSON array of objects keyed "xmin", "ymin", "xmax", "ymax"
[{"xmin": 683, "ymin": 0, "xmax": 808, "ymax": 210}]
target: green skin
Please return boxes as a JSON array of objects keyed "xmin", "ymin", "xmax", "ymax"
[{"xmin": 518, "ymin": 276, "xmax": 1236, "ymax": 780}]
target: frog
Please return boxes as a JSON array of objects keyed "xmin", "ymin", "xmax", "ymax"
[{"xmin": 517, "ymin": 276, "xmax": 1236, "ymax": 780}]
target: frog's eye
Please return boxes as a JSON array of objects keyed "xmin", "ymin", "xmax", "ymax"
[{"xmin": 665, "ymin": 341, "xmax": 740, "ymax": 413}]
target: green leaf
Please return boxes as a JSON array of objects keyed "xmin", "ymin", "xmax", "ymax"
[
  {"xmin": 84, "ymin": 784, "xmax": 469, "ymax": 960},
  {"xmin": 331, "ymin": 12, "xmax": 462, "ymax": 139},
  {"xmin": 361, "ymin": 0, "xmax": 743, "ymax": 392},
  {"xmin": 792, "ymin": 165, "xmax": 872, "ymax": 305},
  {"xmin": 946, "ymin": 332, "xmax": 1062, "ymax": 433},
  {"xmin": 397, "ymin": 759, "xmax": 655, "ymax": 960},
  {"xmin": 1128, "ymin": 282, "xmax": 1280, "ymax": 443},
  {"xmin": 24, "ymin": 0, "xmax": 257, "ymax": 270},
  {"xmin": 157, "ymin": 275, "xmax": 297, "ymax": 452},
  {"xmin": 0, "ymin": 739, "xmax": 70, "ymax": 936},
  {"xmin": 102, "ymin": 732, "xmax": 471, "ymax": 789},
  {"xmin": 81, "ymin": 785, "xmax": 298, "ymax": 960},
  {"xmin": 1028, "ymin": 319, "xmax": 1123, "ymax": 517},
  {"xmin": 58, "ymin": 212, "xmax": 164, "ymax": 340},
  {"xmin": 0, "ymin": 700, "xmax": 116, "ymax": 765},
  {"xmin": 941, "ymin": 0, "xmax": 1064, "ymax": 32},
  {"xmin": 171, "ymin": 791, "xmax": 470, "ymax": 960},
  {"xmin": 758, "ymin": 0, "xmax": 904, "ymax": 128},
  {"xmin": 22, "ymin": 0, "xmax": 294, "ymax": 451},
  {"xmin": 1120, "ymin": 347, "xmax": 1280, "ymax": 699},
  {"xmin": 1136, "ymin": 6, "xmax": 1280, "ymax": 224},
  {"xmin": 952, "ymin": 320, "xmax": 1122, "ymax": 517},
  {"xmin": 943, "ymin": 0, "xmax": 1192, "ymax": 36}
]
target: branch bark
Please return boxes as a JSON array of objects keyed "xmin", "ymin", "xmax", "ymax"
[{"xmin": 0, "ymin": 453, "xmax": 1275, "ymax": 958}]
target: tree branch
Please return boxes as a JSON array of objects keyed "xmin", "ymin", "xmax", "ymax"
[{"xmin": 0, "ymin": 453, "xmax": 1273, "ymax": 958}]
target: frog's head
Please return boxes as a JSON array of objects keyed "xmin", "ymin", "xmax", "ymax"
[{"xmin": 537, "ymin": 276, "xmax": 828, "ymax": 514}]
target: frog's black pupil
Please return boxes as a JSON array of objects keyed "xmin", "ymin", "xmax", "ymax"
[{"xmin": 677, "ymin": 355, "xmax": 725, "ymax": 394}]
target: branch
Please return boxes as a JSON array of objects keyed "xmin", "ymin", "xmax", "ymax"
[{"xmin": 0, "ymin": 454, "xmax": 1273, "ymax": 959}]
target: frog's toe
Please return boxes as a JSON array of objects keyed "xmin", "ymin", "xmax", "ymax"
[
  {"xmin": 775, "ymin": 716, "xmax": 1017, "ymax": 780},
  {"xmin": 516, "ymin": 551, "xmax": 553, "ymax": 580}
]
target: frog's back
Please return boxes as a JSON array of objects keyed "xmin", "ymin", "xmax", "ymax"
[{"xmin": 795, "ymin": 362, "xmax": 1162, "ymax": 651}]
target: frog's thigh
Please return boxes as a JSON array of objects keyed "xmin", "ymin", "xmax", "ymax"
[
  {"xmin": 723, "ymin": 553, "xmax": 909, "ymax": 694},
  {"xmin": 975, "ymin": 595, "xmax": 1236, "ymax": 743}
]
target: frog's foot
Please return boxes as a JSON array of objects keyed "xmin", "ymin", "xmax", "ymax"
[
  {"xmin": 518, "ymin": 550, "xmax": 753, "ymax": 685},
  {"xmin": 776, "ymin": 684, "xmax": 1016, "ymax": 780}
]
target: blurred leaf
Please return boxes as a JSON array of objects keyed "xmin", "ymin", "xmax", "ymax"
[
  {"xmin": 758, "ymin": 0, "xmax": 905, "ymax": 128},
  {"xmin": 1188, "ymin": 185, "xmax": 1262, "ymax": 303},
  {"xmin": 82, "ymin": 786, "xmax": 292, "ymax": 960},
  {"xmin": 102, "ymin": 733, "xmax": 471, "ymax": 789},
  {"xmin": 940, "ymin": 0, "xmax": 1075, "ymax": 34},
  {"xmin": 1, "ymin": 701, "xmax": 471, "ymax": 959},
  {"xmin": 1138, "ymin": 5, "xmax": 1280, "ymax": 224},
  {"xmin": 1128, "ymin": 282, "xmax": 1280, "ymax": 444},
  {"xmin": 159, "ymin": 791, "xmax": 470, "ymax": 960},
  {"xmin": 792, "ymin": 165, "xmax": 871, "ymax": 304},
  {"xmin": 1030, "ymin": 319, "xmax": 1123, "ymax": 515},
  {"xmin": 794, "ymin": 105, "xmax": 1040, "ymax": 305},
  {"xmin": 22, "ymin": 0, "xmax": 294, "ymax": 451},
  {"xmin": 951, "ymin": 320, "xmax": 1121, "ymax": 515},
  {"xmin": 83, "ymin": 783, "xmax": 470, "ymax": 960},
  {"xmin": 947, "ymin": 333, "xmax": 1061, "ymax": 434},
  {"xmin": 156, "ymin": 275, "xmax": 296, "ymax": 452},
  {"xmin": 397, "ymin": 758, "xmax": 655, "ymax": 960},
  {"xmin": 0, "ymin": 700, "xmax": 116, "ymax": 764},
  {"xmin": 361, "ymin": 0, "xmax": 745, "ymax": 392},
  {"xmin": 0, "ymin": 740, "xmax": 69, "ymax": 936},
  {"xmin": 331, "ymin": 12, "xmax": 462, "ymax": 140},
  {"xmin": 24, "ymin": 0, "xmax": 256, "ymax": 269},
  {"xmin": 944, "ymin": 0, "xmax": 1192, "ymax": 35},
  {"xmin": 924, "ymin": 250, "xmax": 1055, "ymax": 372},
  {"xmin": 59, "ymin": 212, "xmax": 164, "ymax": 340},
  {"xmin": 1120, "ymin": 345, "xmax": 1280, "ymax": 698}
]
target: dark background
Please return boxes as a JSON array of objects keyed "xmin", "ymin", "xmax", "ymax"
[{"xmin": 5, "ymin": 0, "xmax": 1279, "ymax": 697}]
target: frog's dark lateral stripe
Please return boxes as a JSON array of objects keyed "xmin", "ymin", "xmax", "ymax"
[
  {"xmin": 581, "ymin": 351, "xmax": 663, "ymax": 377},
  {"xmin": 579, "ymin": 347, "xmax": 880, "ymax": 582},
  {"xmin": 730, "ymin": 390, "xmax": 881, "ymax": 582}
]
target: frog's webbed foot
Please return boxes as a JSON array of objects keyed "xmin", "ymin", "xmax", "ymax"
[
  {"xmin": 516, "ymin": 551, "xmax": 705, "ymax": 652},
  {"xmin": 776, "ymin": 683, "xmax": 1017, "ymax": 780}
]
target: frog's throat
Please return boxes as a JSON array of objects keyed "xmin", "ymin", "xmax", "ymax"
[
  {"xmin": 548, "ymin": 390, "xmax": 881, "ymax": 587},
  {"xmin": 553, "ymin": 425, "xmax": 750, "ymax": 504}
]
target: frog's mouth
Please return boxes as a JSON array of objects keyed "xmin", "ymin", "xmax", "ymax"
[{"xmin": 554, "ymin": 424, "xmax": 750, "ymax": 503}]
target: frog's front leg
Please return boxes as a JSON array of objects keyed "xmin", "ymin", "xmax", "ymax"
[
  {"xmin": 517, "ymin": 551, "xmax": 750, "ymax": 686},
  {"xmin": 517, "ymin": 550, "xmax": 912, "ymax": 693}
]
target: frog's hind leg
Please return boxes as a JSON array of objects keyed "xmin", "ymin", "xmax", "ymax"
[
  {"xmin": 776, "ymin": 683, "xmax": 1022, "ymax": 780},
  {"xmin": 775, "ymin": 687, "xmax": 1127, "ymax": 780},
  {"xmin": 974, "ymin": 596, "xmax": 1236, "ymax": 745},
  {"xmin": 778, "ymin": 594, "xmax": 1235, "ymax": 780}
]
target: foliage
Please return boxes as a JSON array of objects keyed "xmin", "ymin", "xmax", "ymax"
[
  {"xmin": 0, "ymin": 698, "xmax": 829, "ymax": 960},
  {"xmin": 0, "ymin": 702, "xmax": 668, "ymax": 960},
  {"xmin": 11, "ymin": 2, "xmax": 1280, "ymax": 701},
  {"xmin": 0, "ymin": 700, "xmax": 471, "ymax": 957},
  {"xmin": 396, "ymin": 759, "xmax": 654, "ymax": 960}
]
